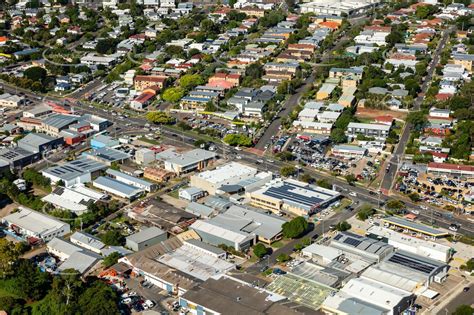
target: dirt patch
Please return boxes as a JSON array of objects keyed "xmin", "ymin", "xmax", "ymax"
[
  {"xmin": 356, "ymin": 107, "xmax": 407, "ymax": 120},
  {"xmin": 0, "ymin": 202, "xmax": 19, "ymax": 218}
]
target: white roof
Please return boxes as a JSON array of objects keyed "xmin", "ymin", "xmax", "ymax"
[
  {"xmin": 298, "ymin": 108, "xmax": 319, "ymax": 118},
  {"xmin": 341, "ymin": 278, "xmax": 412, "ymax": 310},
  {"xmin": 193, "ymin": 162, "xmax": 257, "ymax": 185},
  {"xmin": 361, "ymin": 266, "xmax": 419, "ymax": 292},
  {"xmin": 2, "ymin": 207, "xmax": 69, "ymax": 236},
  {"xmin": 47, "ymin": 237, "xmax": 82, "ymax": 257},
  {"xmin": 57, "ymin": 251, "xmax": 100, "ymax": 274},
  {"xmin": 347, "ymin": 122, "xmax": 391, "ymax": 131},
  {"xmin": 302, "ymin": 243, "xmax": 342, "ymax": 261},
  {"xmin": 70, "ymin": 231, "xmax": 105, "ymax": 250},
  {"xmin": 293, "ymin": 121, "xmax": 333, "ymax": 129},
  {"xmin": 191, "ymin": 220, "xmax": 250, "ymax": 244}
]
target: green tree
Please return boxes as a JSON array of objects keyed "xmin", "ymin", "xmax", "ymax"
[
  {"xmin": 357, "ymin": 204, "xmax": 376, "ymax": 221},
  {"xmin": 406, "ymin": 111, "xmax": 427, "ymax": 129},
  {"xmin": 245, "ymin": 63, "xmax": 263, "ymax": 79},
  {"xmin": 223, "ymin": 134, "xmax": 252, "ymax": 146},
  {"xmin": 253, "ymin": 243, "xmax": 269, "ymax": 258},
  {"xmin": 24, "ymin": 67, "xmax": 47, "ymax": 82},
  {"xmin": 408, "ymin": 192, "xmax": 421, "ymax": 202},
  {"xmin": 76, "ymin": 282, "xmax": 120, "ymax": 315},
  {"xmin": 0, "ymin": 239, "xmax": 22, "ymax": 279},
  {"xmin": 280, "ymin": 166, "xmax": 296, "ymax": 177},
  {"xmin": 96, "ymin": 38, "xmax": 117, "ymax": 54},
  {"xmin": 100, "ymin": 230, "xmax": 124, "ymax": 246},
  {"xmin": 460, "ymin": 258, "xmax": 474, "ymax": 272},
  {"xmin": 386, "ymin": 199, "xmax": 405, "ymax": 211},
  {"xmin": 162, "ymin": 87, "xmax": 184, "ymax": 103},
  {"xmin": 330, "ymin": 128, "xmax": 347, "ymax": 144},
  {"xmin": 452, "ymin": 305, "xmax": 474, "ymax": 315},
  {"xmin": 282, "ymin": 217, "xmax": 308, "ymax": 239},
  {"xmin": 179, "ymin": 73, "xmax": 205, "ymax": 90},
  {"xmin": 145, "ymin": 111, "xmax": 176, "ymax": 124},
  {"xmin": 335, "ymin": 221, "xmax": 351, "ymax": 231},
  {"xmin": 345, "ymin": 174, "xmax": 357, "ymax": 185},
  {"xmin": 102, "ymin": 252, "xmax": 121, "ymax": 268},
  {"xmin": 276, "ymin": 253, "xmax": 290, "ymax": 263},
  {"xmin": 316, "ymin": 179, "xmax": 332, "ymax": 190}
]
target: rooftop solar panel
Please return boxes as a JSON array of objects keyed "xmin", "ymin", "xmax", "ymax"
[
  {"xmin": 334, "ymin": 234, "xmax": 343, "ymax": 241},
  {"xmin": 388, "ymin": 253, "xmax": 436, "ymax": 274},
  {"xmin": 343, "ymin": 238, "xmax": 362, "ymax": 247}
]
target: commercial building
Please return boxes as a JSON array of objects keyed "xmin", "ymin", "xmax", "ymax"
[
  {"xmin": 427, "ymin": 162, "xmax": 474, "ymax": 179},
  {"xmin": 17, "ymin": 133, "xmax": 64, "ymax": 154},
  {"xmin": 300, "ymin": 0, "xmax": 379, "ymax": 16},
  {"xmin": 346, "ymin": 122, "xmax": 391, "ymax": 140},
  {"xmin": 367, "ymin": 226, "xmax": 452, "ymax": 263},
  {"xmin": 179, "ymin": 275, "xmax": 306, "ymax": 315},
  {"xmin": 0, "ymin": 93, "xmax": 22, "ymax": 108},
  {"xmin": 156, "ymin": 149, "xmax": 216, "ymax": 175},
  {"xmin": 249, "ymin": 179, "xmax": 341, "ymax": 216},
  {"xmin": 134, "ymin": 75, "xmax": 167, "ymax": 91},
  {"xmin": 57, "ymin": 250, "xmax": 101, "ymax": 275},
  {"xmin": 42, "ymin": 157, "xmax": 106, "ymax": 187},
  {"xmin": 90, "ymin": 134, "xmax": 120, "ymax": 150},
  {"xmin": 381, "ymin": 216, "xmax": 449, "ymax": 239},
  {"xmin": 292, "ymin": 121, "xmax": 333, "ymax": 135},
  {"xmin": 105, "ymin": 168, "xmax": 157, "ymax": 192},
  {"xmin": 126, "ymin": 227, "xmax": 168, "ymax": 251},
  {"xmin": 179, "ymin": 187, "xmax": 206, "ymax": 202},
  {"xmin": 93, "ymin": 176, "xmax": 144, "ymax": 200},
  {"xmin": 143, "ymin": 167, "xmax": 174, "ymax": 183},
  {"xmin": 135, "ymin": 148, "xmax": 156, "ymax": 165},
  {"xmin": 42, "ymin": 184, "xmax": 105, "ymax": 215},
  {"xmin": 190, "ymin": 205, "xmax": 285, "ymax": 250},
  {"xmin": 302, "ymin": 243, "xmax": 344, "ymax": 265},
  {"xmin": 329, "ymin": 232, "xmax": 393, "ymax": 263},
  {"xmin": 0, "ymin": 147, "xmax": 40, "ymax": 170},
  {"xmin": 190, "ymin": 162, "xmax": 271, "ymax": 195},
  {"xmin": 332, "ymin": 144, "xmax": 367, "ymax": 159},
  {"xmin": 47, "ymin": 237, "xmax": 83, "ymax": 261},
  {"xmin": 2, "ymin": 207, "xmax": 70, "ymax": 242},
  {"xmin": 40, "ymin": 114, "xmax": 78, "ymax": 136},
  {"xmin": 322, "ymin": 277, "xmax": 414, "ymax": 315},
  {"xmin": 70, "ymin": 231, "xmax": 105, "ymax": 254},
  {"xmin": 82, "ymin": 147, "xmax": 131, "ymax": 166}
]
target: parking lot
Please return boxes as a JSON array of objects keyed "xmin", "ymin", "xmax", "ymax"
[{"xmin": 397, "ymin": 165, "xmax": 474, "ymax": 213}]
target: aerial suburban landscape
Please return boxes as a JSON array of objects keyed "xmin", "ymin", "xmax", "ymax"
[{"xmin": 0, "ymin": 0, "xmax": 473, "ymax": 314}]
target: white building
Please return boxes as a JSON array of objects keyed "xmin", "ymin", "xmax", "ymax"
[
  {"xmin": 0, "ymin": 93, "xmax": 22, "ymax": 108},
  {"xmin": 2, "ymin": 207, "xmax": 70, "ymax": 242},
  {"xmin": 135, "ymin": 148, "xmax": 156, "ymax": 165},
  {"xmin": 367, "ymin": 226, "xmax": 452, "ymax": 263},
  {"xmin": 42, "ymin": 184, "xmax": 105, "ymax": 215},
  {"xmin": 70, "ymin": 231, "xmax": 105, "ymax": 254},
  {"xmin": 105, "ymin": 168, "xmax": 157, "ymax": 192}
]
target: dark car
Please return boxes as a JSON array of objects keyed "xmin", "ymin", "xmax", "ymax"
[
  {"xmin": 463, "ymin": 287, "xmax": 470, "ymax": 292},
  {"xmin": 260, "ymin": 265, "xmax": 269, "ymax": 273}
]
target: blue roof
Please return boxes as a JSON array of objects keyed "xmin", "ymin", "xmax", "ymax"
[{"xmin": 94, "ymin": 176, "xmax": 142, "ymax": 197}]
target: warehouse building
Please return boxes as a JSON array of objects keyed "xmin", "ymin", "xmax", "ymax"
[
  {"xmin": 190, "ymin": 162, "xmax": 272, "ymax": 195},
  {"xmin": 125, "ymin": 227, "xmax": 168, "ymax": 251},
  {"xmin": 367, "ymin": 226, "xmax": 452, "ymax": 262},
  {"xmin": 42, "ymin": 157, "xmax": 107, "ymax": 187},
  {"xmin": 42, "ymin": 184, "xmax": 106, "ymax": 215},
  {"xmin": 249, "ymin": 179, "xmax": 341, "ymax": 216},
  {"xmin": 105, "ymin": 168, "xmax": 157, "ymax": 192},
  {"xmin": 70, "ymin": 231, "xmax": 105, "ymax": 254},
  {"xmin": 17, "ymin": 133, "xmax": 64, "ymax": 154},
  {"xmin": 40, "ymin": 114, "xmax": 78, "ymax": 136},
  {"xmin": 93, "ymin": 176, "xmax": 144, "ymax": 200},
  {"xmin": 381, "ymin": 216, "xmax": 448, "ymax": 239},
  {"xmin": 2, "ymin": 207, "xmax": 70, "ymax": 242},
  {"xmin": 90, "ymin": 134, "xmax": 120, "ymax": 150},
  {"xmin": 190, "ymin": 205, "xmax": 285, "ymax": 250},
  {"xmin": 83, "ymin": 147, "xmax": 131, "ymax": 166},
  {"xmin": 156, "ymin": 148, "xmax": 216, "ymax": 175},
  {"xmin": 0, "ymin": 147, "xmax": 40, "ymax": 169},
  {"xmin": 322, "ymin": 277, "xmax": 414, "ymax": 315},
  {"xmin": 329, "ymin": 232, "xmax": 394, "ymax": 263}
]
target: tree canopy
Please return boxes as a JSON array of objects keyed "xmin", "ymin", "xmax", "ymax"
[
  {"xmin": 179, "ymin": 74, "xmax": 205, "ymax": 90},
  {"xmin": 282, "ymin": 217, "xmax": 308, "ymax": 238},
  {"xmin": 223, "ymin": 134, "xmax": 252, "ymax": 147},
  {"xmin": 253, "ymin": 243, "xmax": 269, "ymax": 258},
  {"xmin": 162, "ymin": 87, "xmax": 185, "ymax": 103},
  {"xmin": 24, "ymin": 67, "xmax": 47, "ymax": 83},
  {"xmin": 146, "ymin": 111, "xmax": 176, "ymax": 124}
]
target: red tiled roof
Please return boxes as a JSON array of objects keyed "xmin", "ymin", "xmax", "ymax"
[{"xmin": 135, "ymin": 75, "xmax": 167, "ymax": 83}]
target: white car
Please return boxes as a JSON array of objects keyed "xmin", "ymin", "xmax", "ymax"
[
  {"xmin": 411, "ymin": 210, "xmax": 420, "ymax": 215},
  {"xmin": 349, "ymin": 192, "xmax": 357, "ymax": 197}
]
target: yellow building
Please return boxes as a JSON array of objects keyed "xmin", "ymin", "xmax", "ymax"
[
  {"xmin": 316, "ymin": 83, "xmax": 337, "ymax": 100},
  {"xmin": 453, "ymin": 54, "xmax": 474, "ymax": 73}
]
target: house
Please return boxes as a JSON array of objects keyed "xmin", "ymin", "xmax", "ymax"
[
  {"xmin": 125, "ymin": 227, "xmax": 167, "ymax": 251},
  {"xmin": 316, "ymin": 83, "xmax": 337, "ymax": 100},
  {"xmin": 452, "ymin": 54, "xmax": 474, "ymax": 72},
  {"xmin": 239, "ymin": 6, "xmax": 265, "ymax": 17}
]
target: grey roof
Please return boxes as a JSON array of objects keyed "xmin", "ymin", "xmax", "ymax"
[
  {"xmin": 106, "ymin": 168, "xmax": 154, "ymax": 189},
  {"xmin": 382, "ymin": 250, "xmax": 446, "ymax": 276},
  {"xmin": 47, "ymin": 237, "xmax": 82, "ymax": 257},
  {"xmin": 0, "ymin": 147, "xmax": 36, "ymax": 163},
  {"xmin": 17, "ymin": 133, "xmax": 59, "ymax": 153},
  {"xmin": 42, "ymin": 114, "xmax": 78, "ymax": 129},
  {"xmin": 70, "ymin": 231, "xmax": 105, "ymax": 250},
  {"xmin": 381, "ymin": 216, "xmax": 448, "ymax": 236},
  {"xmin": 331, "ymin": 232, "xmax": 393, "ymax": 258},
  {"xmin": 126, "ymin": 227, "xmax": 166, "ymax": 244},
  {"xmin": 181, "ymin": 186, "xmax": 204, "ymax": 196},
  {"xmin": 207, "ymin": 205, "xmax": 285, "ymax": 240},
  {"xmin": 368, "ymin": 87, "xmax": 388, "ymax": 95},
  {"xmin": 101, "ymin": 246, "xmax": 133, "ymax": 257},
  {"xmin": 43, "ymin": 157, "xmax": 106, "ymax": 181},
  {"xmin": 94, "ymin": 176, "xmax": 143, "ymax": 197},
  {"xmin": 333, "ymin": 144, "xmax": 367, "ymax": 153},
  {"xmin": 185, "ymin": 202, "xmax": 214, "ymax": 218},
  {"xmin": 204, "ymin": 196, "xmax": 233, "ymax": 211},
  {"xmin": 57, "ymin": 250, "xmax": 100, "ymax": 274},
  {"xmin": 157, "ymin": 149, "xmax": 216, "ymax": 168},
  {"xmin": 452, "ymin": 53, "xmax": 474, "ymax": 61},
  {"xmin": 184, "ymin": 239, "xmax": 226, "ymax": 256},
  {"xmin": 83, "ymin": 147, "xmax": 131, "ymax": 163}
]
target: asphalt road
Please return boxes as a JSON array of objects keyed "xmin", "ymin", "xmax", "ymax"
[
  {"xmin": 442, "ymin": 282, "xmax": 474, "ymax": 313},
  {"xmin": 380, "ymin": 26, "xmax": 455, "ymax": 192}
]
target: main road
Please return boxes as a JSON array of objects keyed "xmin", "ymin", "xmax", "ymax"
[{"xmin": 380, "ymin": 25, "xmax": 455, "ymax": 192}]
